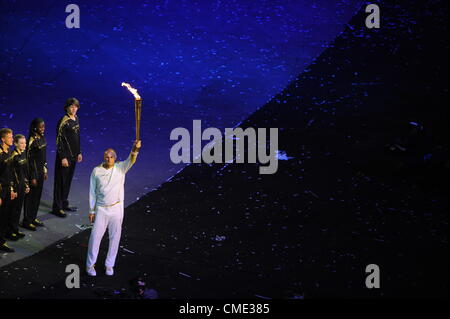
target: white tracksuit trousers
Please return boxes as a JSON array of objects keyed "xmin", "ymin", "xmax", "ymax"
[{"xmin": 86, "ymin": 202, "xmax": 124, "ymax": 268}]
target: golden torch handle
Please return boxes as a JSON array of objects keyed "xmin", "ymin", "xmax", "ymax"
[
  {"xmin": 122, "ymin": 82, "xmax": 142, "ymax": 140},
  {"xmin": 135, "ymin": 99, "xmax": 142, "ymax": 141}
]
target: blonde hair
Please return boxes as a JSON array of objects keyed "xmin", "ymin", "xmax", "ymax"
[
  {"xmin": 14, "ymin": 134, "xmax": 26, "ymax": 144},
  {"xmin": 0, "ymin": 128, "xmax": 13, "ymax": 139}
]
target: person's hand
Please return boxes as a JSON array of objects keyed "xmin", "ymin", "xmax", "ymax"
[
  {"xmin": 132, "ymin": 140, "xmax": 142, "ymax": 152},
  {"xmin": 25, "ymin": 187, "xmax": 30, "ymax": 194},
  {"xmin": 0, "ymin": 198, "xmax": 2, "ymax": 207},
  {"xmin": 62, "ymin": 158, "xmax": 69, "ymax": 167},
  {"xmin": 44, "ymin": 173, "xmax": 48, "ymax": 181},
  {"xmin": 77, "ymin": 154, "xmax": 83, "ymax": 163},
  {"xmin": 31, "ymin": 179, "xmax": 37, "ymax": 187},
  {"xmin": 89, "ymin": 213, "xmax": 95, "ymax": 224},
  {"xmin": 11, "ymin": 192, "xmax": 17, "ymax": 200}
]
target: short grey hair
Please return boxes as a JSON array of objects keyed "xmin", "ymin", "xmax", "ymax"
[{"xmin": 104, "ymin": 148, "xmax": 117, "ymax": 159}]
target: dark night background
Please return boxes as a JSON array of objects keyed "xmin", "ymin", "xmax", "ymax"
[{"xmin": 0, "ymin": 0, "xmax": 448, "ymax": 299}]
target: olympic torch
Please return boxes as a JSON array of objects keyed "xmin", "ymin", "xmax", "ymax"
[{"xmin": 121, "ymin": 82, "xmax": 142, "ymax": 140}]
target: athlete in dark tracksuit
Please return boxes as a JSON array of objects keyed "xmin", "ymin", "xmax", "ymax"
[
  {"xmin": 10, "ymin": 141, "xmax": 29, "ymax": 238},
  {"xmin": 51, "ymin": 98, "xmax": 82, "ymax": 217},
  {"xmin": 23, "ymin": 121, "xmax": 47, "ymax": 230},
  {"xmin": 0, "ymin": 128, "xmax": 17, "ymax": 252}
]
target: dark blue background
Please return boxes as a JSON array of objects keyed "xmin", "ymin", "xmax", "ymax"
[{"xmin": 0, "ymin": 0, "xmax": 362, "ymax": 206}]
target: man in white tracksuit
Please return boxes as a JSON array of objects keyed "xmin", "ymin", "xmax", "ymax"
[{"xmin": 86, "ymin": 140, "xmax": 141, "ymax": 276}]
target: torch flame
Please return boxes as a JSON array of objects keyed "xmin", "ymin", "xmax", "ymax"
[{"xmin": 121, "ymin": 82, "xmax": 141, "ymax": 100}]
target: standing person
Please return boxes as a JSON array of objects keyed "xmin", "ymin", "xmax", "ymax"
[
  {"xmin": 86, "ymin": 140, "xmax": 141, "ymax": 277},
  {"xmin": 0, "ymin": 128, "xmax": 17, "ymax": 252},
  {"xmin": 10, "ymin": 134, "xmax": 30, "ymax": 239},
  {"xmin": 22, "ymin": 119, "xmax": 48, "ymax": 231},
  {"xmin": 51, "ymin": 97, "xmax": 82, "ymax": 218}
]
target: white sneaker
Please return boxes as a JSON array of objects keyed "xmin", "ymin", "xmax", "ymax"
[
  {"xmin": 86, "ymin": 266, "xmax": 96, "ymax": 277},
  {"xmin": 105, "ymin": 266, "xmax": 114, "ymax": 276}
]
